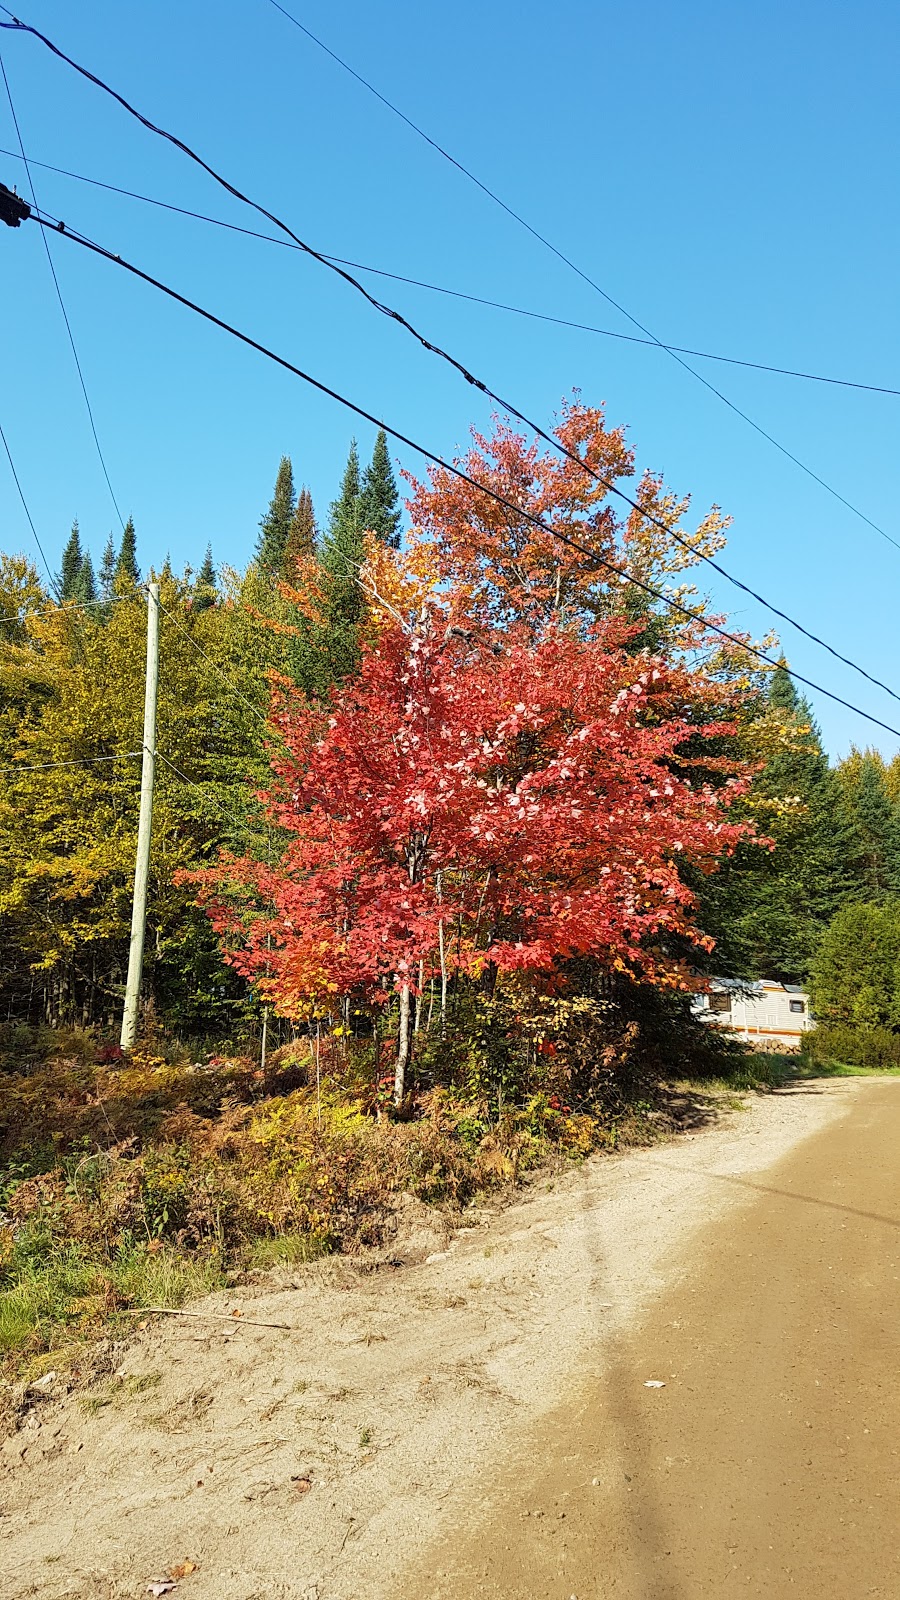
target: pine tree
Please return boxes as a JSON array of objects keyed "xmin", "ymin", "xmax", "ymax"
[
  {"xmin": 256, "ymin": 456, "xmax": 296, "ymax": 574},
  {"xmin": 319, "ymin": 441, "xmax": 365, "ymax": 678},
  {"xmin": 194, "ymin": 545, "xmax": 218, "ymax": 612},
  {"xmin": 838, "ymin": 753, "xmax": 900, "ymax": 898},
  {"xmin": 358, "ymin": 429, "xmax": 402, "ymax": 548},
  {"xmin": 115, "ymin": 518, "xmax": 140, "ymax": 586},
  {"xmin": 283, "ymin": 486, "xmax": 317, "ymax": 577},
  {"xmin": 99, "ymin": 533, "xmax": 116, "ymax": 600},
  {"xmin": 59, "ymin": 522, "xmax": 83, "ymax": 602}
]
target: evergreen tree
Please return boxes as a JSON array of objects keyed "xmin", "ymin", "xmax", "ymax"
[
  {"xmin": 115, "ymin": 518, "xmax": 140, "ymax": 585},
  {"xmin": 319, "ymin": 441, "xmax": 366, "ymax": 678},
  {"xmin": 194, "ymin": 545, "xmax": 218, "ymax": 612},
  {"xmin": 699, "ymin": 663, "xmax": 855, "ymax": 982},
  {"xmin": 76, "ymin": 552, "xmax": 97, "ymax": 606},
  {"xmin": 838, "ymin": 753, "xmax": 900, "ymax": 898},
  {"xmin": 59, "ymin": 522, "xmax": 83, "ymax": 602},
  {"xmin": 358, "ymin": 429, "xmax": 402, "ymax": 548},
  {"xmin": 811, "ymin": 900, "xmax": 900, "ymax": 1028},
  {"xmin": 99, "ymin": 533, "xmax": 116, "ymax": 600},
  {"xmin": 256, "ymin": 456, "xmax": 296, "ymax": 574},
  {"xmin": 284, "ymin": 486, "xmax": 317, "ymax": 576}
]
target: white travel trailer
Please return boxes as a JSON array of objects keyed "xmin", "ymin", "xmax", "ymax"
[{"xmin": 693, "ymin": 979, "xmax": 812, "ymax": 1050}]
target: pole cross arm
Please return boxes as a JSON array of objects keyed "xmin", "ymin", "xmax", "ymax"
[{"xmin": 0, "ymin": 182, "xmax": 30, "ymax": 227}]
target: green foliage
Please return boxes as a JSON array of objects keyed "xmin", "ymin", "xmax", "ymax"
[
  {"xmin": 319, "ymin": 439, "xmax": 366, "ymax": 678},
  {"xmin": 256, "ymin": 456, "xmax": 296, "ymax": 575},
  {"xmin": 801, "ymin": 1022, "xmax": 900, "ymax": 1072},
  {"xmin": 837, "ymin": 752, "xmax": 900, "ymax": 899},
  {"xmin": 58, "ymin": 522, "xmax": 83, "ymax": 602},
  {"xmin": 115, "ymin": 517, "xmax": 140, "ymax": 586},
  {"xmin": 284, "ymin": 485, "xmax": 317, "ymax": 576},
  {"xmin": 193, "ymin": 545, "xmax": 217, "ymax": 611},
  {"xmin": 699, "ymin": 664, "xmax": 855, "ymax": 982},
  {"xmin": 810, "ymin": 899, "xmax": 900, "ymax": 1028},
  {"xmin": 99, "ymin": 534, "xmax": 116, "ymax": 601},
  {"xmin": 0, "ymin": 571, "xmax": 273, "ymax": 1034},
  {"xmin": 358, "ymin": 429, "xmax": 401, "ymax": 549},
  {"xmin": 78, "ymin": 551, "xmax": 97, "ymax": 605}
]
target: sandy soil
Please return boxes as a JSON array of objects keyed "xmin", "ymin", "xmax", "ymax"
[{"xmin": 0, "ymin": 1078, "xmax": 870, "ymax": 1600}]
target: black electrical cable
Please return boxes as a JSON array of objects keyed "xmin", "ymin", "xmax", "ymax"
[
  {"xmin": 13, "ymin": 146, "xmax": 900, "ymax": 722},
  {"xmin": 261, "ymin": 0, "xmax": 900, "ymax": 558},
  {"xmin": 3, "ymin": 19, "xmax": 899, "ymax": 686},
  {"xmin": 0, "ymin": 751, "xmax": 142, "ymax": 775},
  {"xmin": 2, "ymin": 13, "xmax": 898, "ymax": 571},
  {"xmin": 0, "ymin": 47, "xmax": 124, "ymax": 527},
  {"xmin": 0, "ymin": 591, "xmax": 131, "ymax": 626},
  {"xmin": 2, "ymin": 143, "xmax": 898, "ymax": 403},
  {"xmin": 22, "ymin": 207, "xmax": 900, "ymax": 743},
  {"xmin": 0, "ymin": 415, "xmax": 61, "ymax": 596},
  {"xmin": 156, "ymin": 597, "xmax": 270, "ymax": 728}
]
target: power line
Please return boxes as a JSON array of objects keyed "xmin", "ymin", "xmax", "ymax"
[
  {"xmin": 155, "ymin": 596, "xmax": 270, "ymax": 728},
  {"xmin": 261, "ymin": 0, "xmax": 900, "ymax": 560},
  {"xmin": 0, "ymin": 750, "xmax": 142, "ymax": 775},
  {"xmin": 0, "ymin": 414, "xmax": 61, "ymax": 595},
  {"xmin": 15, "ymin": 151, "xmax": 900, "ymax": 726},
  {"xmin": 0, "ymin": 590, "xmax": 132, "ymax": 626},
  {"xmin": 20, "ymin": 207, "xmax": 900, "ymax": 744},
  {"xmin": 153, "ymin": 743, "xmax": 267, "ymax": 836},
  {"xmin": 0, "ymin": 47, "xmax": 124, "ymax": 527},
  {"xmin": 1, "ymin": 28, "xmax": 898, "ymax": 687},
  {"xmin": 3, "ymin": 20, "xmax": 898, "ymax": 569},
  {"xmin": 2, "ymin": 143, "xmax": 899, "ymax": 403}
]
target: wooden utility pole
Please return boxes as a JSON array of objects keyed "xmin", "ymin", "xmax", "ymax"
[{"xmin": 120, "ymin": 581, "xmax": 159, "ymax": 1050}]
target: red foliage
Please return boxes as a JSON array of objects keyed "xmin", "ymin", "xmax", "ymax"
[{"xmin": 195, "ymin": 611, "xmax": 754, "ymax": 1016}]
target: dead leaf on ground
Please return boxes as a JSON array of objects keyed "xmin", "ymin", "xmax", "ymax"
[
  {"xmin": 292, "ymin": 1474, "xmax": 312, "ymax": 1495},
  {"xmin": 170, "ymin": 1561, "xmax": 200, "ymax": 1578},
  {"xmin": 146, "ymin": 1583, "xmax": 177, "ymax": 1597}
]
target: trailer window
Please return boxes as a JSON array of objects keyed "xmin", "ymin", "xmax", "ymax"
[
  {"xmin": 708, "ymin": 993, "xmax": 732, "ymax": 1014},
  {"xmin": 789, "ymin": 999, "xmax": 805, "ymax": 1014}
]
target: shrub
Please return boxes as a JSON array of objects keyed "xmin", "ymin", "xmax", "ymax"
[{"xmin": 801, "ymin": 1023, "xmax": 900, "ymax": 1071}]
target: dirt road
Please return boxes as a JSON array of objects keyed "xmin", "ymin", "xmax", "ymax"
[
  {"xmin": 405, "ymin": 1078, "xmax": 900, "ymax": 1599},
  {"xmin": 2, "ymin": 1077, "xmax": 897, "ymax": 1599}
]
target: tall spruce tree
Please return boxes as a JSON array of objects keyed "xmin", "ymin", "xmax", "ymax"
[
  {"xmin": 115, "ymin": 518, "xmax": 140, "ymax": 585},
  {"xmin": 699, "ymin": 664, "xmax": 854, "ymax": 982},
  {"xmin": 99, "ymin": 533, "xmax": 116, "ymax": 600},
  {"xmin": 59, "ymin": 522, "xmax": 83, "ymax": 602},
  {"xmin": 284, "ymin": 486, "xmax": 317, "ymax": 577},
  {"xmin": 359, "ymin": 429, "xmax": 402, "ymax": 548},
  {"xmin": 76, "ymin": 551, "xmax": 97, "ymax": 606},
  {"xmin": 838, "ymin": 752, "xmax": 900, "ymax": 898},
  {"xmin": 194, "ymin": 545, "xmax": 218, "ymax": 612},
  {"xmin": 256, "ymin": 456, "xmax": 296, "ymax": 574},
  {"xmin": 319, "ymin": 441, "xmax": 366, "ymax": 679}
]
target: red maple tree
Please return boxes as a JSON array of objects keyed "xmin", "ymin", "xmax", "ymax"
[{"xmin": 197, "ymin": 609, "xmax": 753, "ymax": 1102}]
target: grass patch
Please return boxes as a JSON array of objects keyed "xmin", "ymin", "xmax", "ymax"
[
  {"xmin": 794, "ymin": 1058, "xmax": 900, "ymax": 1078},
  {"xmin": 0, "ymin": 1226, "xmax": 224, "ymax": 1377},
  {"xmin": 247, "ymin": 1233, "xmax": 333, "ymax": 1270}
]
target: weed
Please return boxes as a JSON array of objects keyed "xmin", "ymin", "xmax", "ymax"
[{"xmin": 359, "ymin": 1426, "xmax": 372, "ymax": 1447}]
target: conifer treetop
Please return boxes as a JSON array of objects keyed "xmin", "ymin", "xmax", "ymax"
[
  {"xmin": 115, "ymin": 518, "xmax": 141, "ymax": 586},
  {"xmin": 359, "ymin": 428, "xmax": 402, "ymax": 549},
  {"xmin": 256, "ymin": 456, "xmax": 296, "ymax": 575},
  {"xmin": 59, "ymin": 521, "xmax": 83, "ymax": 602}
]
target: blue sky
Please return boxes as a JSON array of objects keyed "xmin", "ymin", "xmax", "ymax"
[{"xmin": 1, "ymin": 0, "xmax": 898, "ymax": 760}]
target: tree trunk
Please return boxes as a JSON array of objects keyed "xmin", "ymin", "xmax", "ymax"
[
  {"xmin": 438, "ymin": 920, "xmax": 448, "ymax": 1041},
  {"xmin": 395, "ymin": 982, "xmax": 412, "ymax": 1105},
  {"xmin": 413, "ymin": 961, "xmax": 425, "ymax": 1035}
]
